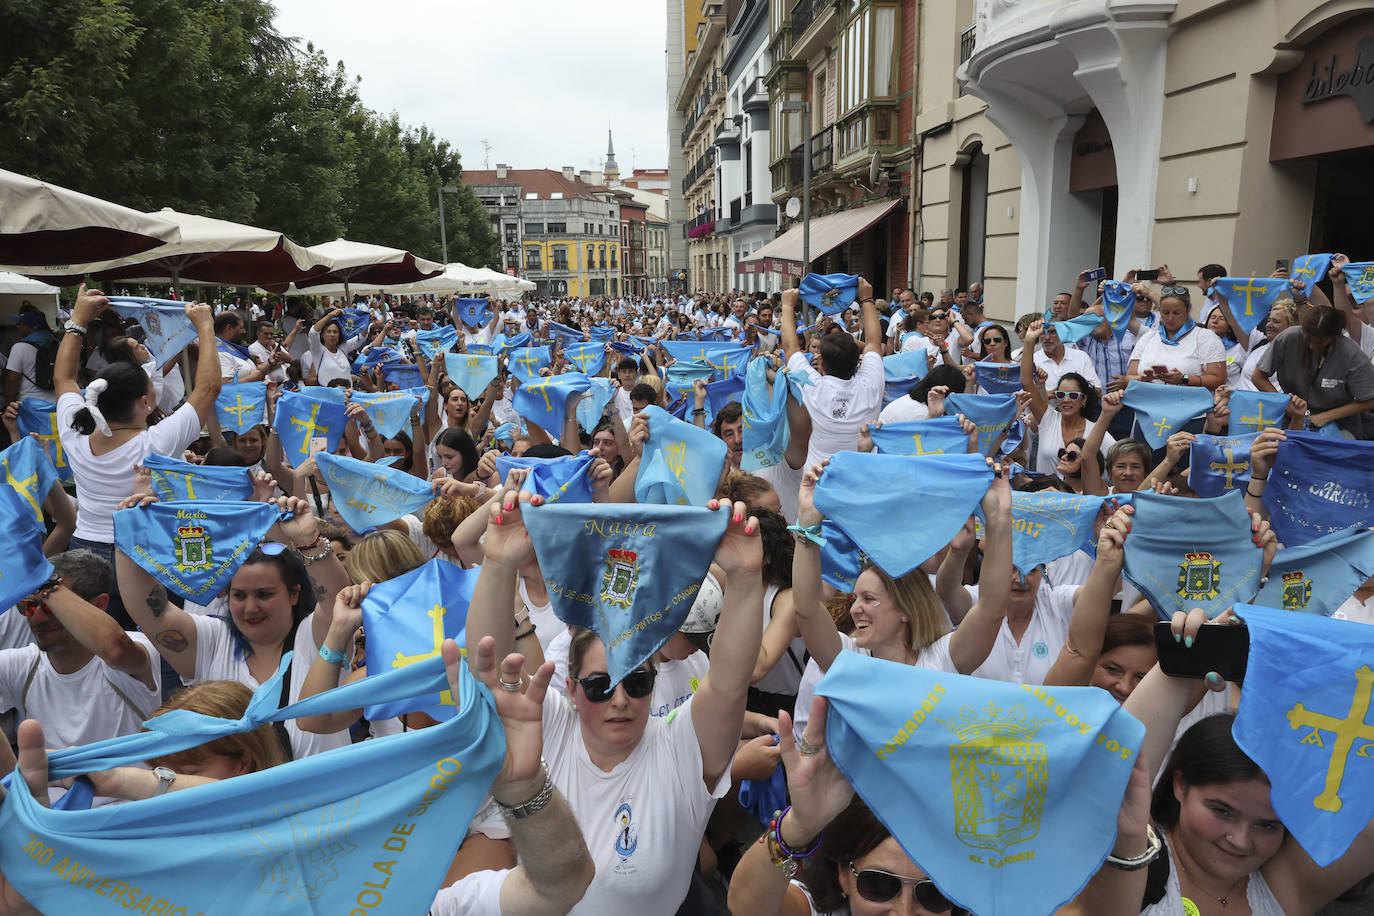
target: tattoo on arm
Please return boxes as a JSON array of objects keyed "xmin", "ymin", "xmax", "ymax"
[
  {"xmin": 155, "ymin": 630, "xmax": 189, "ymax": 654},
  {"xmin": 314, "ymin": 583, "xmax": 326, "ymax": 604},
  {"xmin": 146, "ymin": 586, "xmax": 168, "ymax": 619}
]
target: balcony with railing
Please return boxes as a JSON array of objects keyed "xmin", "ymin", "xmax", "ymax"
[
  {"xmin": 680, "ymin": 148, "xmax": 717, "ymax": 194},
  {"xmin": 684, "ymin": 211, "xmax": 716, "ymax": 240},
  {"xmin": 679, "ymin": 69, "xmax": 725, "ymax": 146},
  {"xmin": 810, "ymin": 127, "xmax": 833, "ymax": 175},
  {"xmin": 788, "ymin": 0, "xmax": 839, "ymax": 61}
]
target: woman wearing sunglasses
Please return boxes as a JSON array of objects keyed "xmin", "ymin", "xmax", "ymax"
[
  {"xmin": 973, "ymin": 322, "xmax": 1014, "ymax": 372},
  {"xmin": 728, "ymin": 696, "xmax": 970, "ymax": 915},
  {"xmin": 1021, "ymin": 344, "xmax": 1110, "ymax": 478}
]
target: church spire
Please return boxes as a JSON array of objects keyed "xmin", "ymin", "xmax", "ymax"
[{"xmin": 604, "ymin": 129, "xmax": 620, "ymax": 183}]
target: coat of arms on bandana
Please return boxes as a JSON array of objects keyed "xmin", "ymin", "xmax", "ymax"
[
  {"xmin": 1177, "ymin": 551, "xmax": 1221, "ymax": 602},
  {"xmin": 942, "ymin": 702, "xmax": 1051, "ymax": 854},
  {"xmin": 821, "ymin": 288, "xmax": 841, "ymax": 311},
  {"xmin": 1281, "ymin": 570, "xmax": 1313, "ymax": 610},
  {"xmin": 174, "ymin": 524, "xmax": 212, "ymax": 571},
  {"xmin": 143, "ymin": 310, "xmax": 163, "ymax": 339},
  {"xmin": 601, "ymin": 548, "xmax": 639, "ymax": 608}
]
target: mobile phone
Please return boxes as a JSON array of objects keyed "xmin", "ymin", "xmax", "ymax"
[
  {"xmin": 308, "ymin": 436, "xmax": 329, "ymax": 456},
  {"xmin": 1153, "ymin": 621, "xmax": 1248, "ymax": 684},
  {"xmin": 1275, "ymin": 258, "xmax": 1290, "ymax": 273},
  {"xmin": 1151, "ymin": 365, "xmax": 1169, "ymax": 375},
  {"xmin": 1084, "ymin": 267, "xmax": 1108, "ymax": 283},
  {"xmin": 1136, "ymin": 269, "xmax": 1160, "ymax": 282}
]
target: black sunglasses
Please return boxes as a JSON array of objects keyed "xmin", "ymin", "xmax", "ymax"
[
  {"xmin": 850, "ymin": 866, "xmax": 965, "ymax": 913},
  {"xmin": 1057, "ymin": 448, "xmax": 1082, "ymax": 461},
  {"xmin": 982, "ymin": 336, "xmax": 1006, "ymax": 345},
  {"xmin": 929, "ymin": 311, "xmax": 949, "ymax": 320},
  {"xmin": 576, "ymin": 667, "xmax": 657, "ymax": 703}
]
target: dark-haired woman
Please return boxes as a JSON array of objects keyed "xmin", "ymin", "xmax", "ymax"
[
  {"xmin": 55, "ymin": 287, "xmax": 220, "ymax": 625},
  {"xmin": 114, "ymin": 494, "xmax": 352, "ymax": 759},
  {"xmin": 877, "ymin": 363, "xmax": 967, "ymax": 424},
  {"xmin": 1254, "ymin": 304, "xmax": 1374, "ymax": 439},
  {"xmin": 1024, "ymin": 354, "xmax": 1110, "ymax": 474}
]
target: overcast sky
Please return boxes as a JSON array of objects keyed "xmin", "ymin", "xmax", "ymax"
[{"xmin": 272, "ymin": 0, "xmax": 670, "ymax": 175}]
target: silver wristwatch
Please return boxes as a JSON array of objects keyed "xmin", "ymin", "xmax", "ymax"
[
  {"xmin": 151, "ymin": 765, "xmax": 177, "ymax": 796},
  {"xmin": 496, "ymin": 764, "xmax": 554, "ymax": 820}
]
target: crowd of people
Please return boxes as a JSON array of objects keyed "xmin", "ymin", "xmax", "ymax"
[{"xmin": 0, "ymin": 255, "xmax": 1369, "ymax": 916}]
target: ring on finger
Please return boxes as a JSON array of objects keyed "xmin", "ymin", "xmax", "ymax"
[
  {"xmin": 797, "ymin": 735, "xmax": 823, "ymax": 757},
  {"xmin": 498, "ymin": 676, "xmax": 523, "ymax": 692}
]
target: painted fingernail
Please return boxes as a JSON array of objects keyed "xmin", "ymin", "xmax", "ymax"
[
  {"xmin": 1205, "ymin": 672, "xmax": 1221, "ymax": 685},
  {"xmin": 1184, "ymin": 636, "xmax": 1194, "ymax": 649},
  {"xmin": 493, "ymin": 514, "xmax": 503, "ymax": 525},
  {"xmin": 1173, "ymin": 631, "xmax": 1182, "ymax": 643},
  {"xmin": 734, "ymin": 512, "xmax": 743, "ymax": 523}
]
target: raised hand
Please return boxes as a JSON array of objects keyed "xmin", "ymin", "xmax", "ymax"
[{"xmin": 710, "ymin": 498, "xmax": 763, "ymax": 577}]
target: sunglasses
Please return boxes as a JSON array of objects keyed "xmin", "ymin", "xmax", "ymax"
[
  {"xmin": 259, "ymin": 542, "xmax": 292, "ymax": 557},
  {"xmin": 17, "ymin": 598, "xmax": 48, "ymax": 618},
  {"xmin": 1054, "ymin": 390, "xmax": 1084, "ymax": 402},
  {"xmin": 1057, "ymin": 448, "xmax": 1082, "ymax": 461},
  {"xmin": 850, "ymin": 866, "xmax": 965, "ymax": 913},
  {"xmin": 576, "ymin": 667, "xmax": 657, "ymax": 703},
  {"xmin": 982, "ymin": 336, "xmax": 1006, "ymax": 345},
  {"xmin": 929, "ymin": 312, "xmax": 949, "ymax": 320},
  {"xmin": 1160, "ymin": 285, "xmax": 1191, "ymax": 298}
]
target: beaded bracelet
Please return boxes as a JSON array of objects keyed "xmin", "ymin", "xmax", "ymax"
[{"xmin": 766, "ymin": 806, "xmax": 824, "ymax": 877}]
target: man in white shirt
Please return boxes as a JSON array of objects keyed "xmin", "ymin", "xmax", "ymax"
[
  {"xmin": 214, "ymin": 313, "xmax": 278, "ymax": 383},
  {"xmin": 781, "ymin": 278, "xmax": 884, "ymax": 467},
  {"xmin": 1032, "ymin": 324, "xmax": 1102, "ymax": 392},
  {"xmin": 3, "ymin": 311, "xmax": 58, "ymax": 405}
]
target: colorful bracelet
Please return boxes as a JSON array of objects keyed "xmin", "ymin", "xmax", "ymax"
[
  {"xmin": 787, "ymin": 523, "xmax": 828, "ymax": 547},
  {"xmin": 318, "ymin": 644, "xmax": 347, "ymax": 665},
  {"xmin": 766, "ymin": 806, "xmax": 823, "ymax": 877}
]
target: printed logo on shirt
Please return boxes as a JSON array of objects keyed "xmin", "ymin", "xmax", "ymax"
[
  {"xmin": 832, "ymin": 396, "xmax": 852, "ymax": 420},
  {"xmin": 613, "ymin": 800, "xmax": 639, "ymax": 872},
  {"xmin": 1032, "ymin": 642, "xmax": 1048, "ymax": 659}
]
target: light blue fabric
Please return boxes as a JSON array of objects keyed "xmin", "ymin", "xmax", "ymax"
[
  {"xmin": 349, "ymin": 390, "xmax": 420, "ymax": 439},
  {"xmin": 413, "ymin": 325, "xmax": 458, "ymax": 360},
  {"xmin": 588, "ymin": 325, "xmax": 615, "ymax": 342},
  {"xmin": 974, "ymin": 361, "xmax": 1021, "ymax": 395},
  {"xmin": 944, "ymin": 393, "xmax": 1017, "ymax": 457},
  {"xmin": 361, "ymin": 558, "xmax": 481, "ymax": 721},
  {"xmin": 523, "ymin": 502, "xmax": 728, "ymax": 685},
  {"xmin": 353, "ymin": 345, "xmax": 402, "ymax": 372},
  {"xmin": 113, "ymin": 500, "xmax": 280, "ymax": 602},
  {"xmin": 563, "ymin": 342, "xmax": 607, "ymax": 376},
  {"xmin": 144, "ymin": 453, "xmax": 253, "ymax": 503},
  {"xmin": 337, "ymin": 307, "xmax": 372, "ymax": 340},
  {"xmin": 107, "ymin": 297, "xmax": 198, "ymax": 369},
  {"xmin": 15, "ymin": 398, "xmax": 70, "ymax": 485},
  {"xmin": 464, "ymin": 343, "xmax": 493, "ymax": 356},
  {"xmin": 1228, "ymin": 390, "xmax": 1289, "ymax": 436},
  {"xmin": 214, "ymin": 381, "xmax": 267, "ymax": 435},
  {"xmin": 819, "ymin": 521, "xmax": 866, "ymax": 592},
  {"xmin": 741, "ymin": 356, "xmax": 788, "ymax": 472},
  {"xmin": 663, "ymin": 358, "xmax": 717, "ymax": 403},
  {"xmin": 1001, "ymin": 491, "xmax": 1107, "ymax": 578},
  {"xmin": 634, "ymin": 405, "xmax": 727, "ymax": 506},
  {"xmin": 660, "ymin": 340, "xmax": 753, "ymax": 378},
  {"xmin": 1291, "ymin": 254, "xmax": 1334, "ymax": 298},
  {"xmin": 883, "ymin": 350, "xmax": 931, "ymax": 384},
  {"xmin": 737, "ymin": 757, "xmax": 786, "ymax": 827},
  {"xmin": 1262, "ymin": 431, "xmax": 1374, "ymax": 546},
  {"xmin": 814, "ymin": 451, "xmax": 992, "ymax": 577},
  {"xmin": 0, "ymin": 439, "xmax": 56, "ymax": 608},
  {"xmin": 443, "ymin": 352, "xmax": 499, "ymax": 399},
  {"xmin": 1341, "ymin": 261, "xmax": 1374, "ymax": 305},
  {"xmin": 507, "ymin": 345, "xmax": 552, "ymax": 383},
  {"xmin": 512, "ymin": 372, "xmax": 592, "ymax": 435},
  {"xmin": 490, "ymin": 421, "xmax": 525, "ymax": 448},
  {"xmin": 546, "ymin": 320, "xmax": 586, "ymax": 345},
  {"xmin": 1120, "ymin": 380, "xmax": 1214, "ymax": 449},
  {"xmin": 870, "ymin": 418, "xmax": 968, "ymax": 456},
  {"xmin": 815, "ymin": 652, "xmax": 1144, "ymax": 916},
  {"xmin": 704, "ymin": 374, "xmax": 745, "ymax": 427},
  {"xmin": 492, "ymin": 332, "xmax": 533, "ymax": 355},
  {"xmin": 495, "ymin": 451, "xmax": 596, "ymax": 504},
  {"xmin": 1101, "ymin": 282, "xmax": 1136, "ymax": 339},
  {"xmin": 1121, "ymin": 490, "xmax": 1262, "ymax": 619},
  {"xmin": 799, "ymin": 272, "xmax": 860, "ymax": 315},
  {"xmin": 0, "ymin": 651, "xmax": 502, "ymax": 916},
  {"xmin": 1051, "ymin": 314, "xmax": 1104, "ymax": 345},
  {"xmin": 0, "ymin": 436, "xmax": 58, "ymax": 527},
  {"xmin": 1254, "ymin": 527, "xmax": 1374, "ymax": 617},
  {"xmin": 1187, "ymin": 433, "xmax": 1257, "ymax": 498},
  {"xmin": 1233, "ymin": 604, "xmax": 1374, "ymax": 866},
  {"xmin": 1212, "ymin": 278, "xmax": 1292, "ymax": 336},
  {"xmin": 273, "ymin": 390, "xmax": 347, "ymax": 462},
  {"xmin": 455, "ymin": 298, "xmax": 494, "ymax": 328},
  {"xmin": 314, "ymin": 452, "xmax": 434, "ymax": 531},
  {"xmin": 380, "ymin": 361, "xmax": 425, "ymax": 389},
  {"xmin": 576, "ymin": 377, "xmax": 617, "ymax": 435}
]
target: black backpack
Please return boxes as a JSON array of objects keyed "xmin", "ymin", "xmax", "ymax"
[{"xmin": 23, "ymin": 337, "xmax": 58, "ymax": 392}]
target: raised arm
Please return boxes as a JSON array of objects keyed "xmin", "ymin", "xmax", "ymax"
[
  {"xmin": 1020, "ymin": 321, "xmax": 1048, "ymax": 422},
  {"xmin": 463, "ymin": 486, "xmax": 539, "ymax": 672},
  {"xmin": 296, "ymin": 584, "xmax": 367, "ymax": 735},
  {"xmin": 790, "ymin": 465, "xmax": 843, "ymax": 671},
  {"xmin": 1080, "ymin": 392, "xmax": 1121, "ymax": 496},
  {"xmin": 182, "ymin": 303, "xmax": 223, "ymax": 421},
  {"xmin": 947, "ymin": 466, "xmax": 1012, "ymax": 674},
  {"xmin": 114, "ymin": 501, "xmax": 200, "ymax": 681},
  {"xmin": 936, "ymin": 518, "xmax": 976, "ymax": 624},
  {"xmin": 41, "ymin": 583, "xmax": 157, "ymax": 690},
  {"xmin": 858, "ymin": 278, "xmax": 881, "ymax": 355},
  {"xmin": 1044, "ymin": 505, "xmax": 1131, "ymax": 687},
  {"xmin": 55, "ymin": 285, "xmax": 107, "ymax": 398},
  {"xmin": 779, "ymin": 288, "xmax": 802, "ymax": 360}
]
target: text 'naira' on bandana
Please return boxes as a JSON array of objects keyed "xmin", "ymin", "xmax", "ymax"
[
  {"xmin": 634, "ymin": 404, "xmax": 728, "ymax": 506},
  {"xmin": 815, "ymin": 451, "xmax": 993, "ymax": 578},
  {"xmin": 1121, "ymin": 489, "xmax": 1262, "ymax": 619},
  {"xmin": 1120, "ymin": 380, "xmax": 1215, "ymax": 449},
  {"xmin": 1262, "ymin": 430, "xmax": 1374, "ymax": 547},
  {"xmin": 523, "ymin": 501, "xmax": 729, "ymax": 685},
  {"xmin": 113, "ymin": 500, "xmax": 281, "ymax": 602},
  {"xmin": 143, "ymin": 453, "xmax": 253, "ymax": 503},
  {"xmin": 815, "ymin": 652, "xmax": 1144, "ymax": 916}
]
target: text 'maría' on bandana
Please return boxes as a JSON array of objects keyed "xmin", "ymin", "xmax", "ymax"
[
  {"xmin": 214, "ymin": 381, "xmax": 267, "ymax": 435},
  {"xmin": 1121, "ymin": 489, "xmax": 1262, "ymax": 619},
  {"xmin": 495, "ymin": 451, "xmax": 596, "ymax": 504},
  {"xmin": 943, "ymin": 393, "xmax": 1017, "ymax": 457},
  {"xmin": 563, "ymin": 341, "xmax": 607, "ymax": 377},
  {"xmin": 1232, "ymin": 603, "xmax": 1374, "ymax": 866},
  {"xmin": 361, "ymin": 558, "xmax": 481, "ymax": 721},
  {"xmin": 143, "ymin": 453, "xmax": 253, "ymax": 503},
  {"xmin": 413, "ymin": 324, "xmax": 458, "ymax": 360},
  {"xmin": 16, "ymin": 399, "xmax": 70, "ymax": 485},
  {"xmin": 523, "ymin": 502, "xmax": 729, "ymax": 685},
  {"xmin": 1262, "ymin": 431, "xmax": 1374, "ymax": 547},
  {"xmin": 798, "ymin": 272, "xmax": 860, "ymax": 315},
  {"xmin": 1290, "ymin": 253, "xmax": 1333, "ymax": 298},
  {"xmin": 1101, "ymin": 282, "xmax": 1136, "ymax": 338},
  {"xmin": 0, "ymin": 436, "xmax": 58, "ymax": 527},
  {"xmin": 1187, "ymin": 433, "xmax": 1257, "ymax": 499},
  {"xmin": 869, "ymin": 418, "xmax": 969, "ymax": 457},
  {"xmin": 313, "ymin": 452, "xmax": 434, "ymax": 531},
  {"xmin": 974, "ymin": 361, "xmax": 1021, "ymax": 395},
  {"xmin": 741, "ymin": 355, "xmax": 788, "ymax": 472},
  {"xmin": 443, "ymin": 352, "xmax": 499, "ymax": 399},
  {"xmin": 814, "ymin": 451, "xmax": 993, "ymax": 577},
  {"xmin": 0, "ymin": 652, "xmax": 502, "ymax": 916},
  {"xmin": 576, "ymin": 377, "xmax": 617, "ymax": 435},
  {"xmin": 512, "ymin": 372, "xmax": 592, "ymax": 436},
  {"xmin": 815, "ymin": 653, "xmax": 1144, "ymax": 916},
  {"xmin": 1210, "ymin": 278, "xmax": 1291, "ymax": 336},
  {"xmin": 1253, "ymin": 526, "xmax": 1374, "ymax": 617},
  {"xmin": 273, "ymin": 390, "xmax": 347, "ymax": 462},
  {"xmin": 114, "ymin": 500, "xmax": 280, "ymax": 602},
  {"xmin": 1120, "ymin": 380, "xmax": 1215, "ymax": 449},
  {"xmin": 455, "ymin": 297, "xmax": 494, "ymax": 328},
  {"xmin": 634, "ymin": 405, "xmax": 728, "ymax": 506},
  {"xmin": 1227, "ymin": 390, "xmax": 1288, "ymax": 436},
  {"xmin": 507, "ymin": 345, "xmax": 552, "ymax": 384},
  {"xmin": 107, "ymin": 297, "xmax": 198, "ymax": 370},
  {"xmin": 1341, "ymin": 261, "xmax": 1374, "ymax": 305},
  {"xmin": 349, "ymin": 390, "xmax": 419, "ymax": 440}
]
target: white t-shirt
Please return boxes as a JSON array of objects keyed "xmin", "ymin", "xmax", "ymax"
[
  {"xmin": 1033, "ymin": 348, "xmax": 1102, "ymax": 392},
  {"xmin": 57, "ymin": 392, "xmax": 203, "ymax": 542},
  {"xmin": 614, "ymin": 386, "xmax": 635, "ymax": 424},
  {"xmin": 541, "ymin": 690, "xmax": 729, "ymax": 915},
  {"xmin": 189, "ymin": 613, "xmax": 351, "ymax": 759},
  {"xmin": 787, "ymin": 350, "xmax": 884, "ymax": 467},
  {"xmin": 0, "ymin": 637, "xmax": 162, "ymax": 749},
  {"xmin": 156, "ymin": 362, "xmax": 187, "ymax": 414},
  {"xmin": 1128, "ymin": 326, "xmax": 1226, "ymax": 379},
  {"xmin": 1034, "ymin": 409, "xmax": 1114, "ymax": 476},
  {"xmin": 428, "ymin": 868, "xmax": 507, "ymax": 916},
  {"xmin": 0, "ymin": 609, "xmax": 33, "ymax": 651},
  {"xmin": 877, "ymin": 396, "xmax": 931, "ymax": 424},
  {"xmin": 965, "ymin": 583, "xmax": 1077, "ymax": 685},
  {"xmin": 753, "ymin": 461, "xmax": 803, "ymax": 524},
  {"xmin": 249, "ymin": 340, "xmax": 288, "ymax": 384},
  {"xmin": 1236, "ymin": 343, "xmax": 1276, "ymax": 393},
  {"xmin": 792, "ymin": 632, "xmax": 956, "ymax": 742},
  {"xmin": 307, "ymin": 327, "xmax": 362, "ymax": 387},
  {"xmin": 4, "ymin": 341, "xmax": 56, "ymax": 403},
  {"xmin": 1334, "ymin": 593, "xmax": 1374, "ymax": 626},
  {"xmin": 519, "ymin": 577, "xmax": 567, "ymax": 654},
  {"xmin": 217, "ymin": 344, "xmax": 257, "ymax": 382}
]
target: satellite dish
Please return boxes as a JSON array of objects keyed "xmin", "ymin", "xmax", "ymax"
[
  {"xmin": 785, "ymin": 197, "xmax": 801, "ymax": 219},
  {"xmin": 868, "ymin": 152, "xmax": 883, "ymax": 187}
]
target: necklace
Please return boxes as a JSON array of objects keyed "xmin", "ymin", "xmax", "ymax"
[{"xmin": 1175, "ymin": 848, "xmax": 1244, "ymax": 908}]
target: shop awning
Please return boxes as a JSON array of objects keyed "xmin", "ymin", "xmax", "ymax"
[{"xmin": 738, "ymin": 198, "xmax": 902, "ymax": 277}]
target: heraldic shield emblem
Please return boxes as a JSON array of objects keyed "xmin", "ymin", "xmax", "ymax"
[
  {"xmin": 1177, "ymin": 551, "xmax": 1221, "ymax": 602},
  {"xmin": 1281, "ymin": 571, "xmax": 1313, "ymax": 610},
  {"xmin": 941, "ymin": 703, "xmax": 1050, "ymax": 853},
  {"xmin": 600, "ymin": 548, "xmax": 639, "ymax": 608},
  {"xmin": 174, "ymin": 524, "xmax": 212, "ymax": 571}
]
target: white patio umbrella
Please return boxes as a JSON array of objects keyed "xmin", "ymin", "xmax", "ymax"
[
  {"xmin": 0, "ymin": 169, "xmax": 181, "ymax": 271},
  {"xmin": 265, "ymin": 262, "xmax": 478, "ymax": 299},
  {"xmin": 275, "ymin": 238, "xmax": 444, "ymax": 300},
  {"xmin": 0, "ymin": 271, "xmax": 62, "ymax": 327}
]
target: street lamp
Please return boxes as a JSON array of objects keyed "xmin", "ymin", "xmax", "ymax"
[
  {"xmin": 779, "ymin": 99, "xmax": 811, "ymax": 279},
  {"xmin": 437, "ymin": 185, "xmax": 459, "ymax": 265}
]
